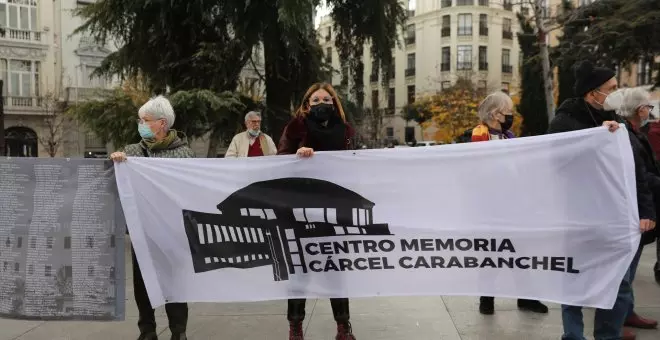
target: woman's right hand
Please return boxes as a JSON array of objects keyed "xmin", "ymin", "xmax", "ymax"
[
  {"xmin": 110, "ymin": 152, "xmax": 127, "ymax": 162},
  {"xmin": 296, "ymin": 147, "xmax": 314, "ymax": 158}
]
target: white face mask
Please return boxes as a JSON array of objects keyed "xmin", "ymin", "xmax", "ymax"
[{"xmin": 602, "ymin": 89, "xmax": 625, "ymax": 112}]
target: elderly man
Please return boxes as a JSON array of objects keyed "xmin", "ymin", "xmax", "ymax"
[
  {"xmin": 225, "ymin": 111, "xmax": 277, "ymax": 157},
  {"xmin": 111, "ymin": 95, "xmax": 194, "ymax": 340},
  {"xmin": 548, "ymin": 61, "xmax": 656, "ymax": 340}
]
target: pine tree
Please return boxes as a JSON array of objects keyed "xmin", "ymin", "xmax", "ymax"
[{"xmin": 516, "ymin": 13, "xmax": 548, "ymax": 136}]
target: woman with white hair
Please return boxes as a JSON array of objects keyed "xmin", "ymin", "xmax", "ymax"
[
  {"xmin": 111, "ymin": 95, "xmax": 194, "ymax": 340},
  {"xmin": 604, "ymin": 88, "xmax": 659, "ymax": 330},
  {"xmin": 471, "ymin": 91, "xmax": 516, "ymax": 142},
  {"xmin": 472, "ymin": 91, "xmax": 549, "ymax": 315}
]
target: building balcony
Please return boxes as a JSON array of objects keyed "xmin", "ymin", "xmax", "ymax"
[
  {"xmin": 502, "ymin": 64, "xmax": 513, "ymax": 73},
  {"xmin": 441, "ymin": 27, "xmax": 451, "ymax": 37},
  {"xmin": 0, "ymin": 28, "xmax": 47, "ymax": 45},
  {"xmin": 479, "ymin": 62, "xmax": 488, "ymax": 71},
  {"xmin": 405, "ymin": 68, "xmax": 416, "ymax": 77},
  {"xmin": 480, "ymin": 27, "xmax": 489, "ymax": 36},
  {"xmin": 370, "ymin": 74, "xmax": 378, "ymax": 83},
  {"xmin": 405, "ymin": 36, "xmax": 416, "ymax": 45},
  {"xmin": 441, "ymin": 63, "xmax": 450, "ymax": 72},
  {"xmin": 6, "ymin": 96, "xmax": 42, "ymax": 108},
  {"xmin": 503, "ymin": 30, "xmax": 513, "ymax": 40}
]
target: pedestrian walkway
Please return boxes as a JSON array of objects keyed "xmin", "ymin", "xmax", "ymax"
[{"xmin": 2, "ymin": 244, "xmax": 658, "ymax": 340}]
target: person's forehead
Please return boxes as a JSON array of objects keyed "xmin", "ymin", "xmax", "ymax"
[
  {"xmin": 311, "ymin": 89, "xmax": 331, "ymax": 98},
  {"xmin": 139, "ymin": 112, "xmax": 154, "ymax": 120}
]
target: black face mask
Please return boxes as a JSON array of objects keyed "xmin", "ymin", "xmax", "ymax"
[
  {"xmin": 501, "ymin": 115, "xmax": 514, "ymax": 131},
  {"xmin": 308, "ymin": 103, "xmax": 337, "ymax": 123}
]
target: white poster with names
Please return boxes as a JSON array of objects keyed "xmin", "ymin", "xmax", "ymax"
[{"xmin": 116, "ymin": 127, "xmax": 640, "ymax": 309}]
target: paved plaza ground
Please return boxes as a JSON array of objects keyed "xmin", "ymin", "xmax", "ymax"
[{"xmin": 1, "ymin": 241, "xmax": 659, "ymax": 340}]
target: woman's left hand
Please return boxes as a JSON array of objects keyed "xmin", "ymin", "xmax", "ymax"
[
  {"xmin": 602, "ymin": 121, "xmax": 619, "ymax": 133},
  {"xmin": 296, "ymin": 147, "xmax": 314, "ymax": 158}
]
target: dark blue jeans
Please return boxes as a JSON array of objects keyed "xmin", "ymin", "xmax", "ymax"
[{"xmin": 561, "ymin": 247, "xmax": 641, "ymax": 340}]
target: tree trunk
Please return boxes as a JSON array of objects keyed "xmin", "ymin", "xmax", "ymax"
[
  {"xmin": 535, "ymin": 1, "xmax": 556, "ymax": 122},
  {"xmin": 206, "ymin": 129, "xmax": 222, "ymax": 158}
]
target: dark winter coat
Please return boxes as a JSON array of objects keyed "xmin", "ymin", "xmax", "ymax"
[
  {"xmin": 277, "ymin": 116, "xmax": 355, "ymax": 155},
  {"xmin": 547, "ymin": 98, "xmax": 656, "ymax": 226}
]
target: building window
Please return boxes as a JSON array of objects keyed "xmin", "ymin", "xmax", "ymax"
[
  {"xmin": 503, "ymin": 0, "xmax": 513, "ymax": 11},
  {"xmin": 16, "ymin": 236, "xmax": 22, "ymax": 248},
  {"xmin": 45, "ymin": 265, "xmax": 52, "ymax": 277},
  {"xmin": 479, "ymin": 0, "xmax": 488, "ymax": 6},
  {"xmin": 388, "ymin": 87, "xmax": 395, "ymax": 112},
  {"xmin": 579, "ymin": 0, "xmax": 594, "ymax": 6},
  {"xmin": 371, "ymin": 90, "xmax": 379, "ymax": 109},
  {"xmin": 65, "ymin": 266, "xmax": 73, "ymax": 279},
  {"xmin": 502, "ymin": 49, "xmax": 512, "ymax": 73},
  {"xmin": 325, "ymin": 26, "xmax": 331, "ymax": 41},
  {"xmin": 442, "ymin": 81, "xmax": 451, "ymax": 90},
  {"xmin": 7, "ymin": 59, "xmax": 39, "ymax": 98},
  {"xmin": 479, "ymin": 46, "xmax": 488, "ymax": 70},
  {"xmin": 457, "ymin": 0, "xmax": 474, "ymax": 5},
  {"xmin": 84, "ymin": 66, "xmax": 107, "ymax": 88},
  {"xmin": 406, "ymin": 53, "xmax": 416, "ymax": 76},
  {"xmin": 441, "ymin": 47, "xmax": 451, "ymax": 71},
  {"xmin": 88, "ymin": 266, "xmax": 95, "ymax": 277},
  {"xmin": 46, "ymin": 236, "xmax": 53, "ymax": 249},
  {"xmin": 441, "ymin": 0, "xmax": 452, "ymax": 8},
  {"xmin": 110, "ymin": 235, "xmax": 116, "ymax": 248},
  {"xmin": 0, "ymin": 0, "xmax": 38, "ymax": 31},
  {"xmin": 28, "ymin": 264, "xmax": 34, "ymax": 275},
  {"xmin": 637, "ymin": 59, "xmax": 653, "ymax": 86},
  {"xmin": 503, "ymin": 18, "xmax": 513, "ymax": 40},
  {"xmin": 442, "ymin": 15, "xmax": 451, "ymax": 37},
  {"xmin": 458, "ymin": 14, "xmax": 472, "ymax": 36},
  {"xmin": 407, "ymin": 85, "xmax": 415, "ymax": 104},
  {"xmin": 479, "ymin": 14, "xmax": 488, "ymax": 36},
  {"xmin": 4, "ymin": 237, "xmax": 9, "ymax": 247},
  {"xmin": 109, "ymin": 266, "xmax": 116, "ymax": 279},
  {"xmin": 86, "ymin": 236, "xmax": 94, "ymax": 248},
  {"xmin": 325, "ymin": 47, "xmax": 332, "ymax": 64},
  {"xmin": 292, "ymin": 208, "xmax": 338, "ymax": 224},
  {"xmin": 406, "ymin": 24, "xmax": 416, "ymax": 45},
  {"xmin": 457, "ymin": 45, "xmax": 472, "ymax": 70},
  {"xmin": 64, "ymin": 236, "xmax": 71, "ymax": 249},
  {"xmin": 30, "ymin": 237, "xmax": 36, "ymax": 249},
  {"xmin": 386, "ymin": 127, "xmax": 394, "ymax": 139},
  {"xmin": 502, "ymin": 82, "xmax": 510, "ymax": 93},
  {"xmin": 14, "ymin": 262, "xmax": 19, "ymax": 272},
  {"xmin": 3, "ymin": 261, "xmax": 7, "ymax": 271},
  {"xmin": 388, "ymin": 57, "xmax": 395, "ymax": 79}
]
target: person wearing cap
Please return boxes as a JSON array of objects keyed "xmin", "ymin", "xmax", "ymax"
[
  {"xmin": 548, "ymin": 61, "xmax": 656, "ymax": 340},
  {"xmin": 225, "ymin": 111, "xmax": 277, "ymax": 158},
  {"xmin": 605, "ymin": 88, "xmax": 659, "ymax": 331},
  {"xmin": 641, "ymin": 117, "xmax": 660, "ymax": 286}
]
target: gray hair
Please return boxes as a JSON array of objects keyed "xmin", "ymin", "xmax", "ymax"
[
  {"xmin": 245, "ymin": 111, "xmax": 261, "ymax": 122},
  {"xmin": 612, "ymin": 88, "xmax": 651, "ymax": 118},
  {"xmin": 138, "ymin": 95, "xmax": 175, "ymax": 128},
  {"xmin": 477, "ymin": 91, "xmax": 514, "ymax": 121}
]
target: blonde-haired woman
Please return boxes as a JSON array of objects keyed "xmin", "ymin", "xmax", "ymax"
[{"xmin": 278, "ymin": 83, "xmax": 355, "ymax": 340}]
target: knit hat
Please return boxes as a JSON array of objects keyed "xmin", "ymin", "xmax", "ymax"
[{"xmin": 573, "ymin": 60, "xmax": 616, "ymax": 97}]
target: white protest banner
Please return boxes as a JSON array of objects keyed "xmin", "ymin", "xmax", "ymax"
[{"xmin": 115, "ymin": 127, "xmax": 640, "ymax": 309}]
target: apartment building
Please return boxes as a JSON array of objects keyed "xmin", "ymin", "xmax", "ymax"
[{"xmin": 318, "ymin": 0, "xmax": 522, "ymax": 145}]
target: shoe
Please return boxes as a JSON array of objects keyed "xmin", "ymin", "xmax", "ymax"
[
  {"xmin": 479, "ymin": 296, "xmax": 494, "ymax": 315},
  {"xmin": 170, "ymin": 333, "xmax": 186, "ymax": 340},
  {"xmin": 336, "ymin": 322, "xmax": 356, "ymax": 340},
  {"xmin": 622, "ymin": 327, "xmax": 636, "ymax": 340},
  {"xmin": 137, "ymin": 332, "xmax": 158, "ymax": 340},
  {"xmin": 625, "ymin": 312, "xmax": 658, "ymax": 329},
  {"xmin": 517, "ymin": 299, "xmax": 549, "ymax": 314},
  {"xmin": 289, "ymin": 322, "xmax": 304, "ymax": 340}
]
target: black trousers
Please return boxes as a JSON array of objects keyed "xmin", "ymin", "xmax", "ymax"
[
  {"xmin": 132, "ymin": 246, "xmax": 188, "ymax": 334},
  {"xmin": 288, "ymin": 298, "xmax": 350, "ymax": 324}
]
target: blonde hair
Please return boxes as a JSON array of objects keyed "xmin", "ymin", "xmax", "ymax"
[{"xmin": 294, "ymin": 83, "xmax": 347, "ymax": 122}]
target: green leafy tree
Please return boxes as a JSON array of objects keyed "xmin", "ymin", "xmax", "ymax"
[{"xmin": 517, "ymin": 12, "xmax": 548, "ymax": 136}]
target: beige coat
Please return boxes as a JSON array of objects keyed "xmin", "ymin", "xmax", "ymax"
[{"xmin": 224, "ymin": 131, "xmax": 277, "ymax": 158}]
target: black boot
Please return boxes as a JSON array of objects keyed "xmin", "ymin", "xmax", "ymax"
[
  {"xmin": 479, "ymin": 296, "xmax": 494, "ymax": 315},
  {"xmin": 137, "ymin": 331, "xmax": 158, "ymax": 340},
  {"xmin": 170, "ymin": 333, "xmax": 186, "ymax": 340},
  {"xmin": 517, "ymin": 299, "xmax": 549, "ymax": 314}
]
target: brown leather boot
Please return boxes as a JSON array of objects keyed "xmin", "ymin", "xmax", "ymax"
[{"xmin": 625, "ymin": 312, "xmax": 658, "ymax": 329}]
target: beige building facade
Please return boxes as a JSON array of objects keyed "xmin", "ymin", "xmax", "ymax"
[{"xmin": 318, "ymin": 0, "xmax": 523, "ymax": 145}]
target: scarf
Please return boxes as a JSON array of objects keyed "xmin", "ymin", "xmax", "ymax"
[
  {"xmin": 142, "ymin": 130, "xmax": 178, "ymax": 151},
  {"xmin": 304, "ymin": 118, "xmax": 347, "ymax": 151}
]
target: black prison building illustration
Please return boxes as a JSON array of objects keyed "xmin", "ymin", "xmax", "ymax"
[{"xmin": 181, "ymin": 177, "xmax": 393, "ymax": 281}]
